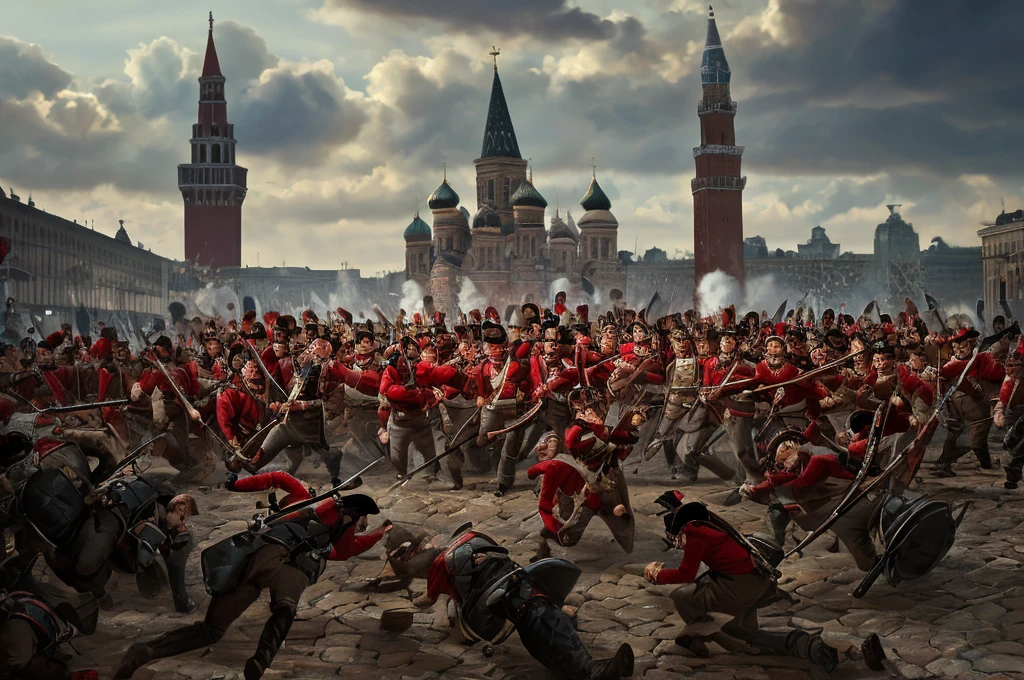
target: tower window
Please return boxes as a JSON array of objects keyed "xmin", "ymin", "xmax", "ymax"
[
  {"xmin": 487, "ymin": 180, "xmax": 494, "ymax": 202},
  {"xmin": 601, "ymin": 239, "xmax": 609, "ymax": 259},
  {"xmin": 211, "ymin": 123, "xmax": 219, "ymax": 137},
  {"xmin": 199, "ymin": 145, "xmax": 207, "ymax": 163},
  {"xmin": 562, "ymin": 252, "xmax": 567, "ymax": 270},
  {"xmin": 591, "ymin": 240, "xmax": 598, "ymax": 259},
  {"xmin": 503, "ymin": 178, "xmax": 510, "ymax": 206},
  {"xmin": 531, "ymin": 238, "xmax": 536, "ymax": 258},
  {"xmin": 446, "ymin": 236, "xmax": 453, "ymax": 251},
  {"xmin": 212, "ymin": 145, "xmax": 221, "ymax": 163}
]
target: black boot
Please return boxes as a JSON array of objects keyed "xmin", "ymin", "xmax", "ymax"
[
  {"xmin": 1004, "ymin": 466, "xmax": 1022, "ymax": 490},
  {"xmin": 788, "ymin": 630, "xmax": 838, "ymax": 672},
  {"xmin": 450, "ymin": 469, "xmax": 464, "ymax": 491},
  {"xmin": 245, "ymin": 606, "xmax": 295, "ymax": 679},
  {"xmin": 113, "ymin": 642, "xmax": 152, "ymax": 680},
  {"xmin": 587, "ymin": 643, "xmax": 635, "ymax": 679},
  {"xmin": 976, "ymin": 448, "xmax": 993, "ymax": 469},
  {"xmin": 513, "ymin": 597, "xmax": 603, "ymax": 678}
]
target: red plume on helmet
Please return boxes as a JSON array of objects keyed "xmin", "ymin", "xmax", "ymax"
[
  {"xmin": 468, "ymin": 309, "xmax": 483, "ymax": 325},
  {"xmin": 301, "ymin": 310, "xmax": 318, "ymax": 324},
  {"xmin": 554, "ymin": 292, "xmax": 568, "ymax": 316},
  {"xmin": 241, "ymin": 309, "xmax": 257, "ymax": 333},
  {"xmin": 575, "ymin": 305, "xmax": 589, "ymax": 324},
  {"xmin": 721, "ymin": 305, "xmax": 736, "ymax": 328},
  {"xmin": 484, "ymin": 306, "xmax": 500, "ymax": 323},
  {"xmin": 263, "ymin": 311, "xmax": 280, "ymax": 328},
  {"xmin": 46, "ymin": 331, "xmax": 65, "ymax": 349},
  {"xmin": 336, "ymin": 307, "xmax": 353, "ymax": 325}
]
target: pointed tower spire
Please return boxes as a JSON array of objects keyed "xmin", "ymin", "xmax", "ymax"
[
  {"xmin": 202, "ymin": 11, "xmax": 222, "ymax": 77},
  {"xmin": 479, "ymin": 47, "xmax": 521, "ymax": 159},
  {"xmin": 701, "ymin": 5, "xmax": 730, "ymax": 85}
]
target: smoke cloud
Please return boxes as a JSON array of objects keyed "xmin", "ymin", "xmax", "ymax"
[
  {"xmin": 456, "ymin": 277, "xmax": 487, "ymax": 315},
  {"xmin": 696, "ymin": 271, "xmax": 742, "ymax": 318}
]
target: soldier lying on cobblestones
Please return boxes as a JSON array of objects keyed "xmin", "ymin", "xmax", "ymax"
[{"xmin": 404, "ymin": 523, "xmax": 636, "ymax": 679}]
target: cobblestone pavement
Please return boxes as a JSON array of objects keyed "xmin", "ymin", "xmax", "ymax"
[{"xmin": 52, "ymin": 440, "xmax": 1024, "ymax": 680}]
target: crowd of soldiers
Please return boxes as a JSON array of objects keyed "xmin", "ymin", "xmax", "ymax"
[{"xmin": 0, "ymin": 289, "xmax": 1018, "ymax": 679}]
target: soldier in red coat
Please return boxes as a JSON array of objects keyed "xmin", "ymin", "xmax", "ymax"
[
  {"xmin": 473, "ymin": 321, "xmax": 534, "ymax": 497},
  {"xmin": 934, "ymin": 328, "xmax": 1005, "ymax": 477},
  {"xmin": 993, "ymin": 343, "xmax": 1024, "ymax": 489}
]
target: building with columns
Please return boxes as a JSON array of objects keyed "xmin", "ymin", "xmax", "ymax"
[
  {"xmin": 692, "ymin": 6, "xmax": 746, "ymax": 300},
  {"xmin": 178, "ymin": 14, "xmax": 248, "ymax": 267},
  {"xmin": 979, "ymin": 209, "xmax": 1024, "ymax": 316}
]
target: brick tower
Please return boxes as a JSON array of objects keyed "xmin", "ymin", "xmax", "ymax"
[
  {"xmin": 692, "ymin": 5, "xmax": 745, "ymax": 299},
  {"xmin": 178, "ymin": 12, "xmax": 248, "ymax": 267},
  {"xmin": 473, "ymin": 47, "xmax": 527, "ymax": 234}
]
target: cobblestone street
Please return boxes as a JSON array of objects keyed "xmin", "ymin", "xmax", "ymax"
[{"xmin": 59, "ymin": 441, "xmax": 1024, "ymax": 680}]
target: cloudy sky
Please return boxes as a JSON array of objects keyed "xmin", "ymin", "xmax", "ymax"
[{"xmin": 2, "ymin": 0, "xmax": 1022, "ymax": 273}]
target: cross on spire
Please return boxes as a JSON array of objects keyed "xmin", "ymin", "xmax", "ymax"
[
  {"xmin": 443, "ymin": 154, "xmax": 447, "ymax": 181},
  {"xmin": 591, "ymin": 157, "xmax": 597, "ymax": 178},
  {"xmin": 489, "ymin": 46, "xmax": 501, "ymax": 71},
  {"xmin": 528, "ymin": 158, "xmax": 533, "ymax": 183},
  {"xmin": 209, "ymin": 11, "xmax": 214, "ymax": 31}
]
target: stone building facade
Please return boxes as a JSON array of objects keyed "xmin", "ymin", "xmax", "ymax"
[
  {"xmin": 0, "ymin": 190, "xmax": 175, "ymax": 331},
  {"xmin": 978, "ymin": 209, "xmax": 1024, "ymax": 316},
  {"xmin": 404, "ymin": 56, "xmax": 625, "ymax": 315}
]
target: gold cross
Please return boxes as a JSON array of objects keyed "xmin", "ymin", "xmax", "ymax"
[
  {"xmin": 209, "ymin": 11, "xmax": 214, "ymax": 31},
  {"xmin": 489, "ymin": 46, "xmax": 501, "ymax": 71}
]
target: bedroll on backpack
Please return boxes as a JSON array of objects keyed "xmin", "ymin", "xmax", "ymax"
[{"xmin": 17, "ymin": 469, "xmax": 88, "ymax": 547}]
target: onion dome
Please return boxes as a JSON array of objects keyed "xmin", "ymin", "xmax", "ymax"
[
  {"xmin": 580, "ymin": 175, "xmax": 611, "ymax": 212},
  {"xmin": 511, "ymin": 178, "xmax": 547, "ymax": 209},
  {"xmin": 472, "ymin": 203, "xmax": 503, "ymax": 230},
  {"xmin": 404, "ymin": 212, "xmax": 431, "ymax": 241},
  {"xmin": 428, "ymin": 180, "xmax": 460, "ymax": 210}
]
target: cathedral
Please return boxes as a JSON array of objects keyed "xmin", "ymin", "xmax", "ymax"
[{"xmin": 402, "ymin": 52, "xmax": 626, "ymax": 315}]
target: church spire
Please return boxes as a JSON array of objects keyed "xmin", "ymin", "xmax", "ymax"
[
  {"xmin": 202, "ymin": 11, "xmax": 223, "ymax": 78},
  {"xmin": 479, "ymin": 47, "xmax": 522, "ymax": 159},
  {"xmin": 701, "ymin": 5, "xmax": 730, "ymax": 85}
]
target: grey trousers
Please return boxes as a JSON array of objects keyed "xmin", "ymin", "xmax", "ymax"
[
  {"xmin": 480, "ymin": 404, "xmax": 526, "ymax": 489},
  {"xmin": 388, "ymin": 411, "xmax": 437, "ymax": 476},
  {"xmin": 722, "ymin": 413, "xmax": 764, "ymax": 483}
]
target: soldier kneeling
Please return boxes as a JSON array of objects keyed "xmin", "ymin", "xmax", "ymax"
[{"xmin": 645, "ymin": 494, "xmax": 850, "ymax": 673}]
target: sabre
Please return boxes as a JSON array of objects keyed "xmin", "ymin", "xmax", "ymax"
[{"xmin": 244, "ymin": 342, "xmax": 285, "ymax": 398}]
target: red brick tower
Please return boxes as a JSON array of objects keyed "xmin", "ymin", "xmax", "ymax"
[
  {"xmin": 692, "ymin": 5, "xmax": 745, "ymax": 298},
  {"xmin": 178, "ymin": 12, "xmax": 247, "ymax": 267}
]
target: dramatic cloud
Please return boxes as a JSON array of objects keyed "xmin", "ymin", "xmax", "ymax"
[
  {"xmin": 0, "ymin": 0, "xmax": 1021, "ymax": 271},
  {"xmin": 321, "ymin": 0, "xmax": 615, "ymax": 41}
]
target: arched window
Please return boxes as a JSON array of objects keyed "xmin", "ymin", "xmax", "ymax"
[
  {"xmin": 212, "ymin": 145, "xmax": 221, "ymax": 163},
  {"xmin": 199, "ymin": 145, "xmax": 207, "ymax": 163},
  {"xmin": 211, "ymin": 123, "xmax": 219, "ymax": 137},
  {"xmin": 487, "ymin": 180, "xmax": 494, "ymax": 202},
  {"xmin": 562, "ymin": 252, "xmax": 567, "ymax": 270},
  {"xmin": 418, "ymin": 253, "xmax": 425, "ymax": 271},
  {"xmin": 503, "ymin": 178, "xmax": 510, "ymax": 206},
  {"xmin": 531, "ymin": 238, "xmax": 536, "ymax": 258}
]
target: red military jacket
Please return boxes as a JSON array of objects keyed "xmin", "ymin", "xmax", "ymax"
[
  {"xmin": 940, "ymin": 352, "xmax": 1005, "ymax": 397},
  {"xmin": 656, "ymin": 523, "xmax": 756, "ymax": 585},
  {"xmin": 526, "ymin": 458, "xmax": 601, "ymax": 534},
  {"xmin": 748, "ymin": 454, "xmax": 855, "ymax": 495},
  {"xmin": 216, "ymin": 387, "xmax": 262, "ymax": 442}
]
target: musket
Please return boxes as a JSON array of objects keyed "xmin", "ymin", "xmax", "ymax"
[
  {"xmin": 785, "ymin": 346, "xmax": 982, "ymax": 558},
  {"xmin": 262, "ymin": 466, "xmax": 375, "ymax": 526},
  {"xmin": 85, "ymin": 433, "xmax": 167, "ymax": 500},
  {"xmin": 16, "ymin": 397, "xmax": 131, "ymax": 415},
  {"xmin": 748, "ymin": 348, "xmax": 870, "ymax": 394},
  {"xmin": 383, "ymin": 409, "xmax": 483, "ymax": 494}
]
